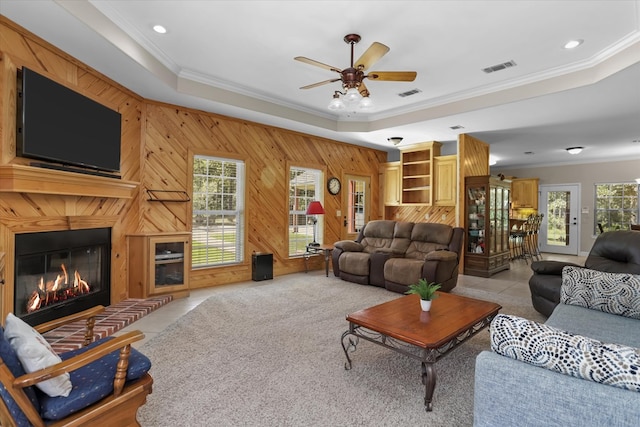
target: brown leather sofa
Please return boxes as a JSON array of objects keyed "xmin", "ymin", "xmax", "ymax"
[
  {"xmin": 529, "ymin": 230, "xmax": 640, "ymax": 316},
  {"xmin": 331, "ymin": 220, "xmax": 464, "ymax": 293}
]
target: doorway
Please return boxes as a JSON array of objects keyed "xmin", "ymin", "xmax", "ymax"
[
  {"xmin": 341, "ymin": 174, "xmax": 371, "ymax": 241},
  {"xmin": 539, "ymin": 184, "xmax": 580, "ymax": 255}
]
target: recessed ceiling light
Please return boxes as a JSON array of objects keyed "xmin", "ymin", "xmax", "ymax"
[
  {"xmin": 563, "ymin": 39, "xmax": 583, "ymax": 49},
  {"xmin": 153, "ymin": 25, "xmax": 167, "ymax": 34},
  {"xmin": 566, "ymin": 146, "xmax": 584, "ymax": 154}
]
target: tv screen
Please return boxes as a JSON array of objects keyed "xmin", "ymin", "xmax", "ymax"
[{"xmin": 17, "ymin": 67, "xmax": 122, "ymax": 174}]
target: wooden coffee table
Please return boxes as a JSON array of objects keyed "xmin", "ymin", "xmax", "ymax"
[{"xmin": 341, "ymin": 292, "xmax": 501, "ymax": 411}]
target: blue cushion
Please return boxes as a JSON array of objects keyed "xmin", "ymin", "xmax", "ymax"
[
  {"xmin": 39, "ymin": 336, "xmax": 151, "ymax": 421},
  {"xmin": 0, "ymin": 327, "xmax": 41, "ymax": 427}
]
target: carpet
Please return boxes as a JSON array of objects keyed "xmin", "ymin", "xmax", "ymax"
[
  {"xmin": 45, "ymin": 296, "xmax": 173, "ymax": 353},
  {"xmin": 138, "ymin": 275, "xmax": 543, "ymax": 426}
]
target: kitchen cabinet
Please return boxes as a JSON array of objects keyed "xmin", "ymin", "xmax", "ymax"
[
  {"xmin": 381, "ymin": 161, "xmax": 401, "ymax": 206},
  {"xmin": 400, "ymin": 141, "xmax": 442, "ymax": 205},
  {"xmin": 511, "ymin": 178, "xmax": 539, "ymax": 209},
  {"xmin": 434, "ymin": 155, "xmax": 457, "ymax": 206}
]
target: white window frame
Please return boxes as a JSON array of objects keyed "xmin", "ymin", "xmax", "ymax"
[
  {"xmin": 594, "ymin": 182, "xmax": 639, "ymax": 233},
  {"xmin": 192, "ymin": 154, "xmax": 245, "ymax": 267},
  {"xmin": 288, "ymin": 167, "xmax": 323, "ymax": 257}
]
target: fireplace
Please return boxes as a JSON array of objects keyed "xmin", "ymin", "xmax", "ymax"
[{"xmin": 14, "ymin": 228, "xmax": 111, "ymax": 326}]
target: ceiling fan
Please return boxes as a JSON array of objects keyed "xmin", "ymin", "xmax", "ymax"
[{"xmin": 295, "ymin": 34, "xmax": 417, "ymax": 110}]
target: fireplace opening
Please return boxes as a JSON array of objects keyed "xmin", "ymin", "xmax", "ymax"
[{"xmin": 14, "ymin": 228, "xmax": 111, "ymax": 326}]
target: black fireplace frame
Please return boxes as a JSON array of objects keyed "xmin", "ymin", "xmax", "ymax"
[{"xmin": 14, "ymin": 228, "xmax": 111, "ymax": 326}]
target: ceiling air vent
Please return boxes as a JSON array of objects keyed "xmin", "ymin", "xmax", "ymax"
[
  {"xmin": 482, "ymin": 60, "xmax": 517, "ymax": 74},
  {"xmin": 449, "ymin": 125, "xmax": 465, "ymax": 130},
  {"xmin": 398, "ymin": 88, "xmax": 422, "ymax": 98}
]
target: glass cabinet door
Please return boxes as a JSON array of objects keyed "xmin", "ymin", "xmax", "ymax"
[
  {"xmin": 153, "ymin": 240, "xmax": 186, "ymax": 288},
  {"xmin": 467, "ymin": 185, "xmax": 487, "ymax": 254}
]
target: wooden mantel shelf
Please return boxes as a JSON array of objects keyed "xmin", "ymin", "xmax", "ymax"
[{"xmin": 0, "ymin": 164, "xmax": 138, "ymax": 198}]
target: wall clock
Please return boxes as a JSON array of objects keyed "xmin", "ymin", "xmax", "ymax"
[{"xmin": 327, "ymin": 177, "xmax": 341, "ymax": 195}]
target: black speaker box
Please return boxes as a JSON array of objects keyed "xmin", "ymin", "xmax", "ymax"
[{"xmin": 252, "ymin": 252, "xmax": 273, "ymax": 281}]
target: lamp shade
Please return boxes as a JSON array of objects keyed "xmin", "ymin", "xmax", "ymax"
[{"xmin": 306, "ymin": 201, "xmax": 325, "ymax": 215}]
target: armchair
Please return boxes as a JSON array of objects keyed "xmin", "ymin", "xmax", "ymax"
[
  {"xmin": 529, "ymin": 230, "xmax": 640, "ymax": 316},
  {"xmin": 0, "ymin": 306, "xmax": 152, "ymax": 427}
]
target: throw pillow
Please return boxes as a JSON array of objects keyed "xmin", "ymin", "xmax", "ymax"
[
  {"xmin": 561, "ymin": 266, "xmax": 640, "ymax": 319},
  {"xmin": 490, "ymin": 314, "xmax": 640, "ymax": 392},
  {"xmin": 4, "ymin": 313, "xmax": 72, "ymax": 397}
]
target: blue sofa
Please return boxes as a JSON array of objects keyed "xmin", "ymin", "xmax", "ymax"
[{"xmin": 474, "ymin": 266, "xmax": 640, "ymax": 427}]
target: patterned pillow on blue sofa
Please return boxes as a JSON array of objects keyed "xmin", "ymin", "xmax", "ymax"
[
  {"xmin": 490, "ymin": 314, "xmax": 640, "ymax": 392},
  {"xmin": 561, "ymin": 266, "xmax": 640, "ymax": 319}
]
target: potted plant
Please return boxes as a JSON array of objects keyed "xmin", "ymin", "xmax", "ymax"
[{"xmin": 405, "ymin": 278, "xmax": 441, "ymax": 311}]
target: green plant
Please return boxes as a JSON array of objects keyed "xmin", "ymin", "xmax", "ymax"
[{"xmin": 405, "ymin": 278, "xmax": 441, "ymax": 301}]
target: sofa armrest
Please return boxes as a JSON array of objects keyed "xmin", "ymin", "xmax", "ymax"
[
  {"xmin": 530, "ymin": 260, "xmax": 582, "ymax": 275},
  {"xmin": 474, "ymin": 351, "xmax": 640, "ymax": 427},
  {"xmin": 491, "ymin": 314, "xmax": 640, "ymax": 392},
  {"xmin": 334, "ymin": 240, "xmax": 363, "ymax": 252}
]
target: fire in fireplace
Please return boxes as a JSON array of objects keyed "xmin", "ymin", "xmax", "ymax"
[{"xmin": 14, "ymin": 228, "xmax": 111, "ymax": 326}]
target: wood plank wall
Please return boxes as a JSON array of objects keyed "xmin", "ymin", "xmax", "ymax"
[{"xmin": 0, "ymin": 16, "xmax": 387, "ymax": 315}]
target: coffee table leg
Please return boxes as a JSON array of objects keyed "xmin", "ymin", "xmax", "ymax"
[
  {"xmin": 341, "ymin": 329, "xmax": 359, "ymax": 370},
  {"xmin": 421, "ymin": 362, "xmax": 436, "ymax": 412}
]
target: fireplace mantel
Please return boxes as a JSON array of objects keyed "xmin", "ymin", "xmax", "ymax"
[{"xmin": 0, "ymin": 164, "xmax": 138, "ymax": 198}]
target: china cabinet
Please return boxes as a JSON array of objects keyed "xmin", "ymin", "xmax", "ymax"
[
  {"xmin": 464, "ymin": 176, "xmax": 511, "ymax": 277},
  {"xmin": 127, "ymin": 232, "xmax": 190, "ymax": 298}
]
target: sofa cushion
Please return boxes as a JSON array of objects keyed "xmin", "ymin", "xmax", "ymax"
[
  {"xmin": 383, "ymin": 258, "xmax": 424, "ymax": 285},
  {"xmin": 0, "ymin": 326, "xmax": 41, "ymax": 427},
  {"xmin": 491, "ymin": 314, "xmax": 640, "ymax": 393},
  {"xmin": 4, "ymin": 313, "xmax": 72, "ymax": 397},
  {"xmin": 410, "ymin": 223, "xmax": 453, "ymax": 246},
  {"xmin": 39, "ymin": 336, "xmax": 152, "ymax": 421},
  {"xmin": 546, "ymin": 304, "xmax": 640, "ymax": 348},
  {"xmin": 561, "ymin": 266, "xmax": 640, "ymax": 319}
]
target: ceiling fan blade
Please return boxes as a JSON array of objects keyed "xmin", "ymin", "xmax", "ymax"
[
  {"xmin": 367, "ymin": 71, "xmax": 417, "ymax": 82},
  {"xmin": 294, "ymin": 56, "xmax": 342, "ymax": 73},
  {"xmin": 354, "ymin": 42, "xmax": 389, "ymax": 71},
  {"xmin": 300, "ymin": 78, "xmax": 341, "ymax": 90}
]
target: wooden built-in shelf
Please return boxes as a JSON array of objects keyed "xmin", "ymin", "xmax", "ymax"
[{"xmin": 0, "ymin": 164, "xmax": 138, "ymax": 198}]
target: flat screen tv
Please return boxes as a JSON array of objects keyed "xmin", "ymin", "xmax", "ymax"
[{"xmin": 17, "ymin": 67, "xmax": 122, "ymax": 176}]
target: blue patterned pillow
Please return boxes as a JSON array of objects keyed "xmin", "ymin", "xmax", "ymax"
[
  {"xmin": 490, "ymin": 314, "xmax": 640, "ymax": 392},
  {"xmin": 561, "ymin": 266, "xmax": 640, "ymax": 319}
]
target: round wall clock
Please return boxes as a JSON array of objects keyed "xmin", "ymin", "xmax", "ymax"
[{"xmin": 327, "ymin": 177, "xmax": 341, "ymax": 195}]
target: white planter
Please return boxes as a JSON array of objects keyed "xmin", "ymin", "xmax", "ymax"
[{"xmin": 420, "ymin": 299, "xmax": 432, "ymax": 311}]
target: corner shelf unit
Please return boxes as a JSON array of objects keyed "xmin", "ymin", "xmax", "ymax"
[{"xmin": 400, "ymin": 141, "xmax": 441, "ymax": 205}]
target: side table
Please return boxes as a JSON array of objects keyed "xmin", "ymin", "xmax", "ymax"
[{"xmin": 304, "ymin": 244, "xmax": 334, "ymax": 277}]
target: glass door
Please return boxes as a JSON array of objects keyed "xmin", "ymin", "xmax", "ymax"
[
  {"xmin": 539, "ymin": 184, "xmax": 580, "ymax": 255},
  {"xmin": 342, "ymin": 174, "xmax": 371, "ymax": 241}
]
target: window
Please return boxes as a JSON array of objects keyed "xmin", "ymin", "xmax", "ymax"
[
  {"xmin": 289, "ymin": 167, "xmax": 322, "ymax": 256},
  {"xmin": 594, "ymin": 182, "xmax": 639, "ymax": 233},
  {"xmin": 192, "ymin": 155, "xmax": 245, "ymax": 267}
]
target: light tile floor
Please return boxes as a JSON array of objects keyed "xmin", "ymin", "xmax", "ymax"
[{"xmin": 120, "ymin": 253, "xmax": 586, "ymax": 347}]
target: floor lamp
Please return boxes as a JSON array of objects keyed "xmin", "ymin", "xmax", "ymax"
[{"xmin": 306, "ymin": 201, "xmax": 325, "ymax": 246}]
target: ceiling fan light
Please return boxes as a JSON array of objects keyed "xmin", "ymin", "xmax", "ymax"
[
  {"xmin": 328, "ymin": 96, "xmax": 345, "ymax": 111},
  {"xmin": 358, "ymin": 96, "xmax": 374, "ymax": 110},
  {"xmin": 566, "ymin": 146, "xmax": 584, "ymax": 154},
  {"xmin": 344, "ymin": 87, "xmax": 361, "ymax": 103}
]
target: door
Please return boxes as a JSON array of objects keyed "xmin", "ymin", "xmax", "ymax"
[
  {"xmin": 342, "ymin": 174, "xmax": 371, "ymax": 240},
  {"xmin": 539, "ymin": 184, "xmax": 580, "ymax": 255}
]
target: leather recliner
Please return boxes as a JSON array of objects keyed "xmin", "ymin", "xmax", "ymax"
[{"xmin": 528, "ymin": 230, "xmax": 640, "ymax": 316}]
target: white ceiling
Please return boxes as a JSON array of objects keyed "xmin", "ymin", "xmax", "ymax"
[{"xmin": 2, "ymin": 0, "xmax": 640, "ymax": 168}]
